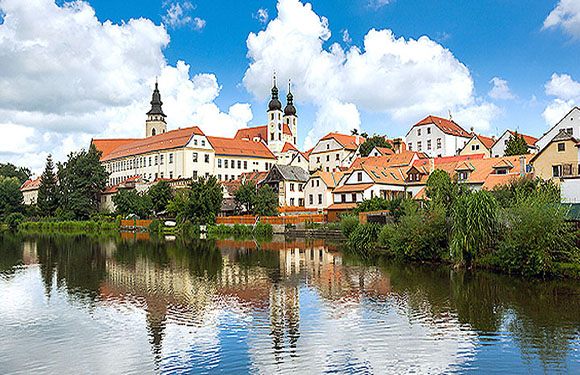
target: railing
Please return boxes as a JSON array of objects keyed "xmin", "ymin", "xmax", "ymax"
[
  {"xmin": 217, "ymin": 214, "xmax": 327, "ymax": 225},
  {"xmin": 121, "ymin": 219, "xmax": 153, "ymax": 228}
]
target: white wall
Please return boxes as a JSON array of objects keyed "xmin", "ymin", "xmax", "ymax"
[
  {"xmin": 561, "ymin": 178, "xmax": 580, "ymax": 203},
  {"xmin": 535, "ymin": 107, "xmax": 580, "ymax": 152},
  {"xmin": 406, "ymin": 124, "xmax": 468, "ymax": 157}
]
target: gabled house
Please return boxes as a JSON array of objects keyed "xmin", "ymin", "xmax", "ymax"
[
  {"xmin": 259, "ymin": 165, "xmax": 310, "ymax": 207},
  {"xmin": 304, "ymin": 171, "xmax": 344, "ymax": 210},
  {"xmin": 308, "ymin": 132, "xmax": 364, "ymax": 172},
  {"xmin": 490, "ymin": 130, "xmax": 538, "ymax": 157},
  {"xmin": 530, "ymin": 129, "xmax": 580, "ymax": 183},
  {"xmin": 277, "ymin": 142, "xmax": 309, "ymax": 171},
  {"xmin": 459, "ymin": 134, "xmax": 496, "ymax": 158},
  {"xmin": 20, "ymin": 176, "xmax": 42, "ymax": 206},
  {"xmin": 534, "ymin": 107, "xmax": 580, "ymax": 152},
  {"xmin": 405, "ymin": 115, "xmax": 472, "ymax": 157}
]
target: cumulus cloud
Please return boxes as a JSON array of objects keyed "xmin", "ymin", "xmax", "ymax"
[
  {"xmin": 542, "ymin": 73, "xmax": 580, "ymax": 125},
  {"xmin": 543, "ymin": 0, "xmax": 580, "ymax": 39},
  {"xmin": 243, "ymin": 0, "xmax": 497, "ymax": 146},
  {"xmin": 488, "ymin": 77, "xmax": 515, "ymax": 100},
  {"xmin": 342, "ymin": 29, "xmax": 352, "ymax": 44},
  {"xmin": 254, "ymin": 8, "xmax": 269, "ymax": 24},
  {"xmin": 0, "ymin": 0, "xmax": 250, "ymax": 173},
  {"xmin": 162, "ymin": 1, "xmax": 205, "ymax": 30}
]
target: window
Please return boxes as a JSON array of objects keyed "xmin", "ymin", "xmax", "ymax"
[
  {"xmin": 271, "ymin": 133, "xmax": 275, "ymax": 141},
  {"xmin": 160, "ymin": 172, "xmax": 164, "ymax": 178},
  {"xmin": 160, "ymin": 155, "xmax": 164, "ymax": 164},
  {"xmin": 299, "ymin": 184, "xmax": 303, "ymax": 192},
  {"xmin": 205, "ymin": 154, "xmax": 209, "ymax": 163},
  {"xmin": 154, "ymin": 155, "xmax": 158, "ymax": 165},
  {"xmin": 316, "ymin": 180, "xmax": 320, "ymax": 187},
  {"xmin": 299, "ymin": 198, "xmax": 304, "ymax": 206},
  {"xmin": 417, "ymin": 129, "xmax": 421, "ymax": 136},
  {"xmin": 231, "ymin": 160, "xmax": 235, "ymax": 168},
  {"xmin": 427, "ymin": 140, "xmax": 432, "ymax": 150},
  {"xmin": 193, "ymin": 170, "xmax": 198, "ymax": 179},
  {"xmin": 201, "ymin": 140, "xmax": 205, "ymax": 146},
  {"xmin": 417, "ymin": 141, "xmax": 422, "ymax": 151},
  {"xmin": 564, "ymin": 164, "xmax": 573, "ymax": 176},
  {"xmin": 566, "ymin": 128, "xmax": 573, "ymax": 135},
  {"xmin": 496, "ymin": 168, "xmax": 508, "ymax": 175},
  {"xmin": 326, "ymin": 155, "xmax": 330, "ymax": 162},
  {"xmin": 244, "ymin": 161, "xmax": 247, "ymax": 169},
  {"xmin": 193, "ymin": 152, "xmax": 198, "ymax": 162},
  {"xmin": 408, "ymin": 143, "xmax": 412, "ymax": 151},
  {"xmin": 357, "ymin": 172, "xmax": 363, "ymax": 181},
  {"xmin": 458, "ymin": 171, "xmax": 469, "ymax": 181},
  {"xmin": 471, "ymin": 144, "xmax": 480, "ymax": 151},
  {"xmin": 336, "ymin": 154, "xmax": 340, "ymax": 160},
  {"xmin": 290, "ymin": 183, "xmax": 295, "ymax": 191},
  {"xmin": 427, "ymin": 127, "xmax": 431, "ymax": 134},
  {"xmin": 311, "ymin": 180, "xmax": 315, "ymax": 187},
  {"xmin": 553, "ymin": 165, "xmax": 562, "ymax": 178},
  {"xmin": 317, "ymin": 157, "xmax": 321, "ymax": 163},
  {"xmin": 341, "ymin": 194, "xmax": 346, "ymax": 203},
  {"xmin": 224, "ymin": 160, "xmax": 228, "ymax": 168},
  {"xmin": 327, "ymin": 144, "xmax": 330, "ymax": 150},
  {"xmin": 170, "ymin": 171, "xmax": 173, "ymax": 179},
  {"xmin": 194, "ymin": 139, "xmax": 198, "ymax": 145},
  {"xmin": 437, "ymin": 138, "xmax": 442, "ymax": 149},
  {"xmin": 218, "ymin": 174, "xmax": 222, "ymax": 181},
  {"xmin": 155, "ymin": 172, "xmax": 158, "ymax": 179},
  {"xmin": 318, "ymin": 194, "xmax": 323, "ymax": 204},
  {"xmin": 352, "ymin": 193, "xmax": 357, "ymax": 202},
  {"xmin": 225, "ymin": 174, "xmax": 228, "ymax": 180},
  {"xmin": 218, "ymin": 159, "xmax": 222, "ymax": 168},
  {"xmin": 290, "ymin": 198, "xmax": 295, "ymax": 206},
  {"xmin": 558, "ymin": 143, "xmax": 565, "ymax": 152},
  {"xmin": 169, "ymin": 153, "xmax": 173, "ymax": 163},
  {"xmin": 309, "ymin": 194, "xmax": 313, "ymax": 205},
  {"xmin": 238, "ymin": 160, "xmax": 241, "ymax": 169}
]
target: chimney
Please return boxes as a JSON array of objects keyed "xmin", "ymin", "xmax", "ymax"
[
  {"xmin": 393, "ymin": 138, "xmax": 402, "ymax": 154},
  {"xmin": 519, "ymin": 156, "xmax": 526, "ymax": 176},
  {"xmin": 430, "ymin": 158, "xmax": 435, "ymax": 173}
]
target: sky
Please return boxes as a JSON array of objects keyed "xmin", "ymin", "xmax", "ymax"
[{"xmin": 1, "ymin": 0, "xmax": 580, "ymax": 174}]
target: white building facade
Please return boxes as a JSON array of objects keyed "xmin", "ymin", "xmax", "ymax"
[{"xmin": 405, "ymin": 115, "xmax": 471, "ymax": 158}]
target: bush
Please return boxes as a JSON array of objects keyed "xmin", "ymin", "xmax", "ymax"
[
  {"xmin": 346, "ymin": 223, "xmax": 382, "ymax": 256},
  {"xmin": 340, "ymin": 214, "xmax": 359, "ymax": 238},
  {"xmin": 233, "ymin": 223, "xmax": 252, "ymax": 235},
  {"xmin": 180, "ymin": 220, "xmax": 198, "ymax": 237},
  {"xmin": 5, "ymin": 212, "xmax": 25, "ymax": 230},
  {"xmin": 148, "ymin": 219, "xmax": 161, "ymax": 233},
  {"xmin": 254, "ymin": 222, "xmax": 273, "ymax": 235}
]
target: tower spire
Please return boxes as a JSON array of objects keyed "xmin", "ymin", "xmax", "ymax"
[
  {"xmin": 268, "ymin": 72, "xmax": 282, "ymax": 111},
  {"xmin": 284, "ymin": 78, "xmax": 296, "ymax": 116}
]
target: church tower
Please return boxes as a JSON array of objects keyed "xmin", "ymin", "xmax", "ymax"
[
  {"xmin": 283, "ymin": 80, "xmax": 298, "ymax": 146},
  {"xmin": 267, "ymin": 74, "xmax": 284, "ymax": 154},
  {"xmin": 146, "ymin": 80, "xmax": 167, "ymax": 137}
]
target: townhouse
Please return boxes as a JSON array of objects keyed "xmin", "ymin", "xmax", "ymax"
[
  {"xmin": 304, "ymin": 171, "xmax": 344, "ymax": 210},
  {"xmin": 405, "ymin": 115, "xmax": 472, "ymax": 158},
  {"xmin": 308, "ymin": 133, "xmax": 364, "ymax": 172},
  {"xmin": 259, "ymin": 165, "xmax": 310, "ymax": 207}
]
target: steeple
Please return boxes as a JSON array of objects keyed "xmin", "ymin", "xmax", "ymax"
[
  {"xmin": 146, "ymin": 78, "xmax": 167, "ymax": 137},
  {"xmin": 268, "ymin": 73, "xmax": 282, "ymax": 112},
  {"xmin": 284, "ymin": 79, "xmax": 297, "ymax": 117},
  {"xmin": 147, "ymin": 78, "xmax": 166, "ymax": 117}
]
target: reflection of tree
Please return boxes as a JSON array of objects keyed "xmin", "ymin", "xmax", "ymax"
[{"xmin": 0, "ymin": 232, "xmax": 24, "ymax": 276}]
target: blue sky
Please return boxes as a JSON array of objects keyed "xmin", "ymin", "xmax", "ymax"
[{"xmin": 1, "ymin": 0, "xmax": 580, "ymax": 171}]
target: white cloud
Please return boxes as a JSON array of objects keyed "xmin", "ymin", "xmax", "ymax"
[
  {"xmin": 488, "ymin": 77, "xmax": 515, "ymax": 100},
  {"xmin": 243, "ymin": 0, "xmax": 496, "ymax": 146},
  {"xmin": 342, "ymin": 29, "xmax": 352, "ymax": 44},
  {"xmin": 542, "ymin": 73, "xmax": 580, "ymax": 125},
  {"xmin": 162, "ymin": 1, "xmax": 205, "ymax": 30},
  {"xmin": 369, "ymin": 0, "xmax": 392, "ymax": 9},
  {"xmin": 254, "ymin": 8, "xmax": 269, "ymax": 24},
  {"xmin": 0, "ymin": 0, "xmax": 250, "ymax": 173},
  {"xmin": 543, "ymin": 0, "xmax": 580, "ymax": 39}
]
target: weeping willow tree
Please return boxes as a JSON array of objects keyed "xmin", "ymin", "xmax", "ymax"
[{"xmin": 450, "ymin": 190, "xmax": 498, "ymax": 266}]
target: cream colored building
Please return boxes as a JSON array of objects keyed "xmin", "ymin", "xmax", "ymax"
[
  {"xmin": 530, "ymin": 129, "xmax": 580, "ymax": 183},
  {"xmin": 304, "ymin": 171, "xmax": 343, "ymax": 210},
  {"xmin": 459, "ymin": 134, "xmax": 495, "ymax": 158},
  {"xmin": 20, "ymin": 176, "xmax": 41, "ymax": 205},
  {"xmin": 309, "ymin": 133, "xmax": 363, "ymax": 172}
]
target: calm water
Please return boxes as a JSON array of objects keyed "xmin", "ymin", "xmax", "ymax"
[{"xmin": 0, "ymin": 232, "xmax": 579, "ymax": 374}]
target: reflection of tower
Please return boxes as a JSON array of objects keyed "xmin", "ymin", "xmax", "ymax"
[{"xmin": 145, "ymin": 303, "xmax": 167, "ymax": 369}]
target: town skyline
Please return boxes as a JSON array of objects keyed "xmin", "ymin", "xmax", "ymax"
[{"xmin": 1, "ymin": 0, "xmax": 580, "ymax": 174}]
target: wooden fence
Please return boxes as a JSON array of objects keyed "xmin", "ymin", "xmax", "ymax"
[
  {"xmin": 217, "ymin": 214, "xmax": 326, "ymax": 225},
  {"xmin": 121, "ymin": 219, "xmax": 153, "ymax": 228}
]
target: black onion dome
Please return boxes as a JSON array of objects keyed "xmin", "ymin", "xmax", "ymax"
[
  {"xmin": 268, "ymin": 84, "xmax": 282, "ymax": 111},
  {"xmin": 147, "ymin": 82, "xmax": 166, "ymax": 117},
  {"xmin": 284, "ymin": 91, "xmax": 296, "ymax": 116}
]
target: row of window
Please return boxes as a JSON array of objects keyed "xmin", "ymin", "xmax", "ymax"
[
  {"xmin": 553, "ymin": 163, "xmax": 579, "ymax": 178},
  {"xmin": 109, "ymin": 170, "xmax": 175, "ymax": 186},
  {"xmin": 308, "ymin": 194, "xmax": 324, "ymax": 205},
  {"xmin": 289, "ymin": 183, "xmax": 304, "ymax": 192},
  {"xmin": 408, "ymin": 138, "xmax": 442, "ymax": 152},
  {"xmin": 288, "ymin": 198, "xmax": 304, "ymax": 206},
  {"xmin": 416, "ymin": 127, "xmax": 431, "ymax": 136},
  {"xmin": 107, "ymin": 153, "xmax": 174, "ymax": 173}
]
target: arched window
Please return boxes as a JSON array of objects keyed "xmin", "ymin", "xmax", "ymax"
[{"xmin": 152, "ymin": 128, "xmax": 156, "ymax": 136}]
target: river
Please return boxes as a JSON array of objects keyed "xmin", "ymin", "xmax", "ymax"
[{"xmin": 0, "ymin": 232, "xmax": 579, "ymax": 374}]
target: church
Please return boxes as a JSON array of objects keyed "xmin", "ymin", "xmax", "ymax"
[{"xmin": 92, "ymin": 76, "xmax": 302, "ymax": 187}]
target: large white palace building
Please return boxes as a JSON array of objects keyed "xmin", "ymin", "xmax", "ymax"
[{"xmin": 92, "ymin": 77, "xmax": 301, "ymax": 187}]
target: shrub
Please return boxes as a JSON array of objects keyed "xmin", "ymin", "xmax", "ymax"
[
  {"xmin": 149, "ymin": 218, "xmax": 161, "ymax": 233},
  {"xmin": 5, "ymin": 212, "xmax": 25, "ymax": 230},
  {"xmin": 340, "ymin": 214, "xmax": 359, "ymax": 238},
  {"xmin": 180, "ymin": 220, "xmax": 198, "ymax": 237},
  {"xmin": 233, "ymin": 223, "xmax": 252, "ymax": 235},
  {"xmin": 346, "ymin": 223, "xmax": 382, "ymax": 256},
  {"xmin": 254, "ymin": 222, "xmax": 273, "ymax": 235}
]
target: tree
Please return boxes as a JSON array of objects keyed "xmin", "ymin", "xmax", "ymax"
[
  {"xmin": 0, "ymin": 176, "xmax": 24, "ymax": 219},
  {"xmin": 167, "ymin": 176, "xmax": 223, "ymax": 225},
  {"xmin": 57, "ymin": 144, "xmax": 109, "ymax": 220},
  {"xmin": 148, "ymin": 180, "xmax": 173, "ymax": 213},
  {"xmin": 0, "ymin": 163, "xmax": 31, "ymax": 185},
  {"xmin": 37, "ymin": 154, "xmax": 59, "ymax": 217},
  {"xmin": 359, "ymin": 135, "xmax": 391, "ymax": 157},
  {"xmin": 234, "ymin": 181, "xmax": 258, "ymax": 214},
  {"xmin": 425, "ymin": 169, "xmax": 469, "ymax": 209},
  {"xmin": 254, "ymin": 185, "xmax": 279, "ymax": 216},
  {"xmin": 504, "ymin": 131, "xmax": 528, "ymax": 156},
  {"xmin": 113, "ymin": 189, "xmax": 152, "ymax": 218}
]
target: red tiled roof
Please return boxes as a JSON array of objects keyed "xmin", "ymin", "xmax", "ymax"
[
  {"xmin": 20, "ymin": 176, "xmax": 41, "ymax": 192},
  {"xmin": 283, "ymin": 124, "xmax": 292, "ymax": 136},
  {"xmin": 101, "ymin": 126, "xmax": 204, "ymax": 162},
  {"xmin": 508, "ymin": 130, "xmax": 538, "ymax": 146},
  {"xmin": 414, "ymin": 115, "xmax": 471, "ymax": 138},
  {"xmin": 333, "ymin": 183, "xmax": 375, "ymax": 193},
  {"xmin": 350, "ymin": 150, "xmax": 426, "ymax": 170},
  {"xmin": 319, "ymin": 133, "xmax": 364, "ymax": 151},
  {"xmin": 310, "ymin": 171, "xmax": 344, "ymax": 189},
  {"xmin": 234, "ymin": 126, "xmax": 267, "ymax": 141},
  {"xmin": 282, "ymin": 142, "xmax": 299, "ymax": 153},
  {"xmin": 92, "ymin": 138, "xmax": 140, "ymax": 160},
  {"xmin": 240, "ymin": 171, "xmax": 268, "ymax": 184},
  {"xmin": 475, "ymin": 134, "xmax": 496, "ymax": 149},
  {"xmin": 207, "ymin": 137, "xmax": 277, "ymax": 159},
  {"xmin": 372, "ymin": 146, "xmax": 395, "ymax": 156}
]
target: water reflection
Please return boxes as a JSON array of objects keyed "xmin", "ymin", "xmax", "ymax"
[{"xmin": 0, "ymin": 232, "xmax": 579, "ymax": 374}]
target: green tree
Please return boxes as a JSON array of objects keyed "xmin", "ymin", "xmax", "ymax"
[
  {"xmin": 234, "ymin": 181, "xmax": 258, "ymax": 214},
  {"xmin": 113, "ymin": 189, "xmax": 152, "ymax": 218},
  {"xmin": 254, "ymin": 185, "xmax": 279, "ymax": 216},
  {"xmin": 0, "ymin": 163, "xmax": 31, "ymax": 185},
  {"xmin": 57, "ymin": 144, "xmax": 109, "ymax": 220},
  {"xmin": 37, "ymin": 154, "xmax": 59, "ymax": 217},
  {"xmin": 148, "ymin": 180, "xmax": 173, "ymax": 213},
  {"xmin": 425, "ymin": 169, "xmax": 469, "ymax": 208},
  {"xmin": 0, "ymin": 176, "xmax": 24, "ymax": 219},
  {"xmin": 359, "ymin": 135, "xmax": 391, "ymax": 157},
  {"xmin": 167, "ymin": 176, "xmax": 223, "ymax": 224},
  {"xmin": 504, "ymin": 131, "xmax": 529, "ymax": 156}
]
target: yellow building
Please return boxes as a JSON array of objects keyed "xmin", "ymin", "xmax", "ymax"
[
  {"xmin": 530, "ymin": 129, "xmax": 580, "ymax": 183},
  {"xmin": 459, "ymin": 134, "xmax": 495, "ymax": 158}
]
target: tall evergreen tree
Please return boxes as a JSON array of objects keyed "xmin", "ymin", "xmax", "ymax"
[
  {"xmin": 37, "ymin": 154, "xmax": 59, "ymax": 217},
  {"xmin": 0, "ymin": 176, "xmax": 24, "ymax": 219},
  {"xmin": 359, "ymin": 135, "xmax": 392, "ymax": 157},
  {"xmin": 0, "ymin": 163, "xmax": 31, "ymax": 185},
  {"xmin": 504, "ymin": 131, "xmax": 529, "ymax": 156}
]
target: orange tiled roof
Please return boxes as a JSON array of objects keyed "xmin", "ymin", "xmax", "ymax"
[
  {"xmin": 414, "ymin": 115, "xmax": 471, "ymax": 138},
  {"xmin": 20, "ymin": 176, "xmax": 41, "ymax": 192},
  {"xmin": 92, "ymin": 139, "xmax": 140, "ymax": 159},
  {"xmin": 234, "ymin": 126, "xmax": 267, "ymax": 141},
  {"xmin": 283, "ymin": 124, "xmax": 292, "ymax": 135},
  {"xmin": 333, "ymin": 183, "xmax": 375, "ymax": 193},
  {"xmin": 508, "ymin": 130, "xmax": 538, "ymax": 146},
  {"xmin": 240, "ymin": 171, "xmax": 268, "ymax": 184},
  {"xmin": 372, "ymin": 146, "xmax": 395, "ymax": 156},
  {"xmin": 318, "ymin": 133, "xmax": 364, "ymax": 151},
  {"xmin": 207, "ymin": 137, "xmax": 277, "ymax": 159},
  {"xmin": 281, "ymin": 142, "xmax": 299, "ymax": 153},
  {"xmin": 475, "ymin": 134, "xmax": 496, "ymax": 149},
  {"xmin": 350, "ymin": 150, "xmax": 426, "ymax": 170},
  {"xmin": 100, "ymin": 126, "xmax": 204, "ymax": 162},
  {"xmin": 327, "ymin": 202, "xmax": 358, "ymax": 210},
  {"xmin": 310, "ymin": 171, "xmax": 344, "ymax": 189}
]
